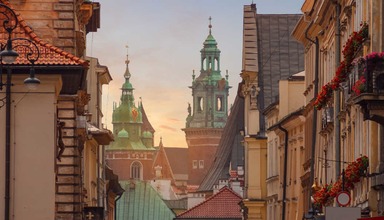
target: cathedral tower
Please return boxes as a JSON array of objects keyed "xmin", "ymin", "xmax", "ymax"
[
  {"xmin": 183, "ymin": 18, "xmax": 231, "ymax": 188},
  {"xmin": 106, "ymin": 50, "xmax": 156, "ymax": 181}
]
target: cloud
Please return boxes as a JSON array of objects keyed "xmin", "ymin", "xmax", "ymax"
[{"xmin": 159, "ymin": 125, "xmax": 178, "ymax": 132}]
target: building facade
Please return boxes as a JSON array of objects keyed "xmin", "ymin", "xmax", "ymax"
[
  {"xmin": 240, "ymin": 4, "xmax": 304, "ymax": 219},
  {"xmin": 264, "ymin": 72, "xmax": 305, "ymax": 220},
  {"xmin": 291, "ymin": 0, "xmax": 384, "ymax": 218},
  {"xmin": 0, "ymin": 0, "xmax": 118, "ymax": 219}
]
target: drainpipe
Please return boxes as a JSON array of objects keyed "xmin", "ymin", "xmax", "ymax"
[
  {"xmin": 96, "ymin": 72, "xmax": 100, "ymax": 206},
  {"xmin": 305, "ymin": 21, "xmax": 319, "ymax": 213},
  {"xmin": 278, "ymin": 124, "xmax": 288, "ymax": 220},
  {"xmin": 334, "ymin": 0, "xmax": 341, "ymax": 180},
  {"xmin": 4, "ymin": 67, "xmax": 11, "ymax": 220}
]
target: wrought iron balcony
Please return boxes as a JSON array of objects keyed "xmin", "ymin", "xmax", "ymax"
[{"xmin": 349, "ymin": 59, "xmax": 384, "ymax": 125}]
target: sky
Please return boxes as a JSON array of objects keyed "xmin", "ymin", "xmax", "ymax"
[{"xmin": 86, "ymin": 0, "xmax": 303, "ymax": 148}]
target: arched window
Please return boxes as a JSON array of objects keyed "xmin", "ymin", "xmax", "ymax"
[
  {"xmin": 198, "ymin": 97, "xmax": 204, "ymax": 112},
  {"xmin": 216, "ymin": 96, "xmax": 223, "ymax": 111},
  {"xmin": 131, "ymin": 161, "xmax": 142, "ymax": 180}
]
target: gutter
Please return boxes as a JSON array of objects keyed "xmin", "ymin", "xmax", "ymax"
[
  {"xmin": 333, "ymin": 0, "xmax": 341, "ymax": 180},
  {"xmin": 278, "ymin": 124, "xmax": 288, "ymax": 220},
  {"xmin": 305, "ymin": 20, "xmax": 320, "ymax": 213}
]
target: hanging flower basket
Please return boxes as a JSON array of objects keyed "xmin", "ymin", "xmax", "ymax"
[
  {"xmin": 352, "ymin": 75, "xmax": 366, "ymax": 95},
  {"xmin": 313, "ymin": 156, "xmax": 369, "ymax": 207},
  {"xmin": 314, "ymin": 23, "xmax": 369, "ymax": 110}
]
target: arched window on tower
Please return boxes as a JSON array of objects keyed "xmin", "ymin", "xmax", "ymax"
[
  {"xmin": 131, "ymin": 161, "xmax": 142, "ymax": 180},
  {"xmin": 208, "ymin": 57, "xmax": 212, "ymax": 71},
  {"xmin": 214, "ymin": 58, "xmax": 218, "ymax": 71},
  {"xmin": 198, "ymin": 97, "xmax": 204, "ymax": 112},
  {"xmin": 216, "ymin": 96, "xmax": 223, "ymax": 111},
  {"xmin": 202, "ymin": 58, "xmax": 206, "ymax": 70}
]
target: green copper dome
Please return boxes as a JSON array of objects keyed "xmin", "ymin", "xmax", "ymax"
[
  {"xmin": 122, "ymin": 81, "xmax": 133, "ymax": 90},
  {"xmin": 118, "ymin": 128, "xmax": 129, "ymax": 138},
  {"xmin": 204, "ymin": 34, "xmax": 217, "ymax": 46},
  {"xmin": 142, "ymin": 131, "xmax": 153, "ymax": 138}
]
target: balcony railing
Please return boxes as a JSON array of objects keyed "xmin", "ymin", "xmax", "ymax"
[
  {"xmin": 348, "ymin": 59, "xmax": 384, "ymax": 95},
  {"xmin": 349, "ymin": 58, "xmax": 384, "ymax": 125}
]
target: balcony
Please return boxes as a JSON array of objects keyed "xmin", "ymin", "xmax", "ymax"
[
  {"xmin": 320, "ymin": 107, "xmax": 334, "ymax": 136},
  {"xmin": 349, "ymin": 59, "xmax": 384, "ymax": 125}
]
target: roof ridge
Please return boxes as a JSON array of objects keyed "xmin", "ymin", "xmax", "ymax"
[
  {"xmin": 177, "ymin": 186, "xmax": 242, "ymax": 217},
  {"xmin": 152, "ymin": 140, "xmax": 176, "ymax": 181},
  {"xmin": 2, "ymin": 0, "xmax": 88, "ymax": 67}
]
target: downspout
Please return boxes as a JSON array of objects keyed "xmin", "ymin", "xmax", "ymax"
[
  {"xmin": 114, "ymin": 194, "xmax": 122, "ymax": 220},
  {"xmin": 96, "ymin": 72, "xmax": 100, "ymax": 206},
  {"xmin": 334, "ymin": 0, "xmax": 341, "ymax": 180},
  {"xmin": 305, "ymin": 21, "xmax": 319, "ymax": 212},
  {"xmin": 4, "ymin": 67, "xmax": 12, "ymax": 220},
  {"xmin": 278, "ymin": 124, "xmax": 289, "ymax": 220}
]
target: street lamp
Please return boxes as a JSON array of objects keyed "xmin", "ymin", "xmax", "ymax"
[{"xmin": 0, "ymin": 3, "xmax": 40, "ymax": 220}]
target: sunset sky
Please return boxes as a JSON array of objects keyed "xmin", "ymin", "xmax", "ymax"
[{"xmin": 86, "ymin": 0, "xmax": 303, "ymax": 148}]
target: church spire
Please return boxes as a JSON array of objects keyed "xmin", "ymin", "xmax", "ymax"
[
  {"xmin": 120, "ymin": 46, "xmax": 134, "ymax": 104},
  {"xmin": 124, "ymin": 45, "xmax": 131, "ymax": 80},
  {"xmin": 208, "ymin": 16, "xmax": 212, "ymax": 35}
]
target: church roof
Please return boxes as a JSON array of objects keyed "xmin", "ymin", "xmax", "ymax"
[
  {"xmin": 116, "ymin": 180, "xmax": 175, "ymax": 220},
  {"xmin": 117, "ymin": 128, "xmax": 129, "ymax": 138},
  {"xmin": 175, "ymin": 187, "xmax": 242, "ymax": 219},
  {"xmin": 198, "ymin": 96, "xmax": 244, "ymax": 191},
  {"xmin": 164, "ymin": 147, "xmax": 188, "ymax": 177},
  {"xmin": 141, "ymin": 102, "xmax": 155, "ymax": 133},
  {"xmin": 152, "ymin": 139, "xmax": 176, "ymax": 181},
  {"xmin": 203, "ymin": 34, "xmax": 218, "ymax": 47}
]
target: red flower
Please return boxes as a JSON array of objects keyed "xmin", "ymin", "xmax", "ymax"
[
  {"xmin": 314, "ymin": 23, "xmax": 369, "ymax": 110},
  {"xmin": 312, "ymin": 156, "xmax": 369, "ymax": 207},
  {"xmin": 352, "ymin": 75, "xmax": 366, "ymax": 95}
]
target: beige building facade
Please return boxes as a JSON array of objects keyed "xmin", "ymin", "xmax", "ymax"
[
  {"xmin": 264, "ymin": 73, "xmax": 305, "ymax": 220},
  {"xmin": 240, "ymin": 4, "xmax": 304, "ymax": 219},
  {"xmin": 0, "ymin": 1, "xmax": 121, "ymax": 219},
  {"xmin": 291, "ymin": 0, "xmax": 384, "ymax": 218}
]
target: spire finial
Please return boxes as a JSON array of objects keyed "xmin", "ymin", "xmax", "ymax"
[
  {"xmin": 208, "ymin": 16, "xmax": 212, "ymax": 35},
  {"xmin": 125, "ymin": 45, "xmax": 130, "ymax": 65},
  {"xmin": 124, "ymin": 45, "xmax": 131, "ymax": 79}
]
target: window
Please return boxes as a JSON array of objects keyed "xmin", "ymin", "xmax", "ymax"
[
  {"xmin": 216, "ymin": 96, "xmax": 223, "ymax": 111},
  {"xmin": 131, "ymin": 161, "xmax": 142, "ymax": 180},
  {"xmin": 198, "ymin": 97, "xmax": 204, "ymax": 112},
  {"xmin": 192, "ymin": 160, "xmax": 198, "ymax": 169},
  {"xmin": 199, "ymin": 160, "xmax": 204, "ymax": 169},
  {"xmin": 355, "ymin": 0, "xmax": 363, "ymax": 31}
]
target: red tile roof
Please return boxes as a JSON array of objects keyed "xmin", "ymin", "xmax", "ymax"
[
  {"xmin": 164, "ymin": 147, "xmax": 188, "ymax": 175},
  {"xmin": 152, "ymin": 139, "xmax": 175, "ymax": 181},
  {"xmin": 0, "ymin": 0, "xmax": 88, "ymax": 67},
  {"xmin": 176, "ymin": 187, "xmax": 242, "ymax": 219}
]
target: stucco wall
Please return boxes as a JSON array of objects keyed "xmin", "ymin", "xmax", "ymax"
[{"xmin": 0, "ymin": 75, "xmax": 61, "ymax": 220}]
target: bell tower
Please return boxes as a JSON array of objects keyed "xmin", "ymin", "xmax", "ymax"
[
  {"xmin": 106, "ymin": 47, "xmax": 156, "ymax": 182},
  {"xmin": 183, "ymin": 17, "xmax": 231, "ymax": 188}
]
